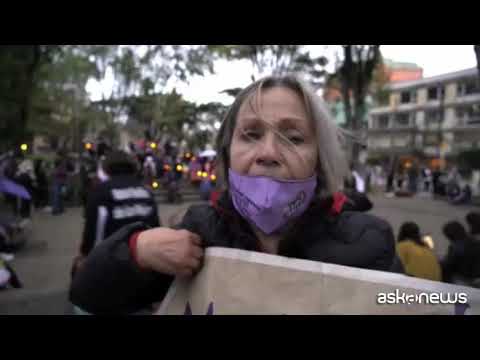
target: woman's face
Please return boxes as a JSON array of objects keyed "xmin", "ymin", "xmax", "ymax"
[{"xmin": 230, "ymin": 86, "xmax": 318, "ymax": 180}]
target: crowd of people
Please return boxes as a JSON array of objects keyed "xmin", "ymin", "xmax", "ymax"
[{"xmin": 367, "ymin": 161, "xmax": 475, "ymax": 205}]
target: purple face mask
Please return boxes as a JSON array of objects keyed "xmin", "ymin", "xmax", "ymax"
[{"xmin": 228, "ymin": 168, "xmax": 317, "ymax": 235}]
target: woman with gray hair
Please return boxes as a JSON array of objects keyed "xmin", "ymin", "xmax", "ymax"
[{"xmin": 70, "ymin": 75, "xmax": 399, "ymax": 314}]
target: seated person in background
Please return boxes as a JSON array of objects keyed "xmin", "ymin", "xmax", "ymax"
[
  {"xmin": 342, "ymin": 167, "xmax": 373, "ymax": 212},
  {"xmin": 466, "ymin": 212, "xmax": 480, "ymax": 242},
  {"xmin": 70, "ymin": 75, "xmax": 401, "ymax": 315},
  {"xmin": 448, "ymin": 181, "xmax": 472, "ymax": 205},
  {"xmin": 441, "ymin": 221, "xmax": 480, "ymax": 284},
  {"xmin": 396, "ymin": 222, "xmax": 441, "ymax": 281}
]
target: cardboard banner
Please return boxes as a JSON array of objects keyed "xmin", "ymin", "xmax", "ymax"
[{"xmin": 156, "ymin": 247, "xmax": 480, "ymax": 315}]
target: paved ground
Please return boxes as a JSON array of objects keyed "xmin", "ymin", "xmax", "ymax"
[{"xmin": 0, "ymin": 194, "xmax": 478, "ymax": 315}]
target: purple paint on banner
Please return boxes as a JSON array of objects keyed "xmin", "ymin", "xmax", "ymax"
[
  {"xmin": 183, "ymin": 301, "xmax": 215, "ymax": 315},
  {"xmin": 454, "ymin": 302, "xmax": 470, "ymax": 315}
]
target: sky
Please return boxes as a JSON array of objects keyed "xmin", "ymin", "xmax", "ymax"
[{"xmin": 85, "ymin": 45, "xmax": 478, "ymax": 106}]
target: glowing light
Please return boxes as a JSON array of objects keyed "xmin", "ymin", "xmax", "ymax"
[
  {"xmin": 176, "ymin": 165, "xmax": 183, "ymax": 172},
  {"xmin": 423, "ymin": 235, "xmax": 434, "ymax": 249},
  {"xmin": 85, "ymin": 142, "xmax": 92, "ymax": 150},
  {"xmin": 210, "ymin": 175, "xmax": 217, "ymax": 181},
  {"xmin": 20, "ymin": 144, "xmax": 28, "ymax": 151},
  {"xmin": 196, "ymin": 171, "xmax": 202, "ymax": 177},
  {"xmin": 202, "ymin": 172, "xmax": 208, "ymax": 178},
  {"xmin": 150, "ymin": 142, "xmax": 157, "ymax": 149},
  {"xmin": 152, "ymin": 181, "xmax": 159, "ymax": 189}
]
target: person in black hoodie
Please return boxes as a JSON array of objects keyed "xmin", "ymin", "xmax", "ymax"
[
  {"xmin": 33, "ymin": 159, "xmax": 48, "ymax": 209},
  {"xmin": 71, "ymin": 151, "xmax": 161, "ymax": 279},
  {"xmin": 466, "ymin": 212, "xmax": 480, "ymax": 242},
  {"xmin": 70, "ymin": 75, "xmax": 401, "ymax": 314},
  {"xmin": 441, "ymin": 221, "xmax": 480, "ymax": 285}
]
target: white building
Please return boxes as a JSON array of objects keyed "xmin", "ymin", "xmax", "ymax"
[{"xmin": 368, "ymin": 67, "xmax": 480, "ymax": 169}]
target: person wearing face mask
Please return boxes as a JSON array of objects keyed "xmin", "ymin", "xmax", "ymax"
[{"xmin": 70, "ymin": 75, "xmax": 401, "ymax": 315}]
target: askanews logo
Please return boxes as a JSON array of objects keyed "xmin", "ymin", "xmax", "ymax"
[{"xmin": 377, "ymin": 289, "xmax": 468, "ymax": 305}]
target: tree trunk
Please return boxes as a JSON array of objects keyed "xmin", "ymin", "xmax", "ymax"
[
  {"xmin": 475, "ymin": 45, "xmax": 480, "ymax": 86},
  {"xmin": 18, "ymin": 46, "xmax": 41, "ymax": 143},
  {"xmin": 339, "ymin": 46, "xmax": 355, "ymax": 164}
]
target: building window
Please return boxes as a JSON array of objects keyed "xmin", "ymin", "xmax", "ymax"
[
  {"xmin": 425, "ymin": 110, "xmax": 442, "ymax": 127},
  {"xmin": 393, "ymin": 113, "xmax": 412, "ymax": 128},
  {"xmin": 427, "ymin": 85, "xmax": 445, "ymax": 101},
  {"xmin": 457, "ymin": 80, "xmax": 480, "ymax": 97},
  {"xmin": 424, "ymin": 134, "xmax": 440, "ymax": 146},
  {"xmin": 377, "ymin": 115, "xmax": 389, "ymax": 129},
  {"xmin": 392, "ymin": 136, "xmax": 410, "ymax": 147},
  {"xmin": 400, "ymin": 90, "xmax": 416, "ymax": 104},
  {"xmin": 456, "ymin": 104, "xmax": 480, "ymax": 125}
]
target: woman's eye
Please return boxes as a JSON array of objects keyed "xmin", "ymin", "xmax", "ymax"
[
  {"xmin": 287, "ymin": 135, "xmax": 304, "ymax": 145},
  {"xmin": 242, "ymin": 130, "xmax": 261, "ymax": 141}
]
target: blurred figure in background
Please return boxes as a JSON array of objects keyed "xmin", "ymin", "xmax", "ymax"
[
  {"xmin": 466, "ymin": 212, "xmax": 480, "ymax": 242},
  {"xmin": 421, "ymin": 167, "xmax": 432, "ymax": 193},
  {"xmin": 33, "ymin": 159, "xmax": 48, "ymax": 210},
  {"xmin": 15, "ymin": 154, "xmax": 36, "ymax": 218},
  {"xmin": 441, "ymin": 221, "xmax": 480, "ymax": 286},
  {"xmin": 51, "ymin": 154, "xmax": 68, "ymax": 215},
  {"xmin": 407, "ymin": 164, "xmax": 419, "ymax": 194},
  {"xmin": 342, "ymin": 168, "xmax": 373, "ymax": 213},
  {"xmin": 396, "ymin": 222, "xmax": 441, "ymax": 281},
  {"xmin": 448, "ymin": 178, "xmax": 472, "ymax": 205}
]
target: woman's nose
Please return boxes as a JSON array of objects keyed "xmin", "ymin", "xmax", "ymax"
[{"xmin": 255, "ymin": 133, "xmax": 281, "ymax": 167}]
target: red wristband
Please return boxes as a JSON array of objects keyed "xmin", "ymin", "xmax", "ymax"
[
  {"xmin": 129, "ymin": 231, "xmax": 146, "ymax": 270},
  {"xmin": 330, "ymin": 192, "xmax": 347, "ymax": 215}
]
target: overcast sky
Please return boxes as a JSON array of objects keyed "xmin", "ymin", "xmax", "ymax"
[{"xmin": 86, "ymin": 45, "xmax": 478, "ymax": 105}]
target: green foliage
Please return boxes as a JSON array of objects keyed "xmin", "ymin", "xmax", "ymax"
[{"xmin": 0, "ymin": 45, "xmax": 218, "ymax": 153}]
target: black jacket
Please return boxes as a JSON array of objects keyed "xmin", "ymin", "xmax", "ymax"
[
  {"xmin": 70, "ymin": 192, "xmax": 401, "ymax": 314},
  {"xmin": 441, "ymin": 239, "xmax": 480, "ymax": 282},
  {"xmin": 80, "ymin": 175, "xmax": 160, "ymax": 256}
]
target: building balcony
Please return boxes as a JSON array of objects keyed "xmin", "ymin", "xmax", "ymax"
[
  {"xmin": 367, "ymin": 126, "xmax": 417, "ymax": 133},
  {"xmin": 453, "ymin": 93, "xmax": 480, "ymax": 105},
  {"xmin": 369, "ymin": 106, "xmax": 391, "ymax": 115},
  {"xmin": 367, "ymin": 145, "xmax": 417, "ymax": 156}
]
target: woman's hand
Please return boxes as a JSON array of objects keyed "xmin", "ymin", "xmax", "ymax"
[{"xmin": 136, "ymin": 228, "xmax": 204, "ymax": 278}]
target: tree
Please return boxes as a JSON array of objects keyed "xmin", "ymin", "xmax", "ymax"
[
  {"xmin": 29, "ymin": 45, "xmax": 99, "ymax": 152},
  {"xmin": 211, "ymin": 45, "xmax": 328, "ymax": 97},
  {"xmin": 0, "ymin": 45, "xmax": 64, "ymax": 150},
  {"xmin": 334, "ymin": 45, "xmax": 382, "ymax": 164},
  {"xmin": 475, "ymin": 45, "xmax": 480, "ymax": 85},
  {"xmin": 84, "ymin": 45, "xmax": 216, "ymax": 136}
]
